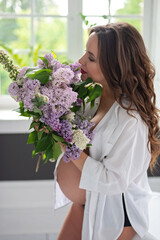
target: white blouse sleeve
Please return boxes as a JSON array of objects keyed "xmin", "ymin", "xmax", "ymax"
[{"xmin": 79, "ymin": 113, "xmax": 150, "ymax": 195}]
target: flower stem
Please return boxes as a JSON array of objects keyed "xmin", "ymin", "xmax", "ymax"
[{"xmin": 35, "ymin": 153, "xmax": 42, "ymax": 173}]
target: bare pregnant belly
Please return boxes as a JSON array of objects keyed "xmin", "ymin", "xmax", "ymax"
[{"xmin": 57, "ymin": 158, "xmax": 86, "ymax": 205}]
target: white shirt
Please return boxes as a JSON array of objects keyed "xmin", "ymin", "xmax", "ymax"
[{"xmin": 54, "ymin": 98, "xmax": 152, "ymax": 240}]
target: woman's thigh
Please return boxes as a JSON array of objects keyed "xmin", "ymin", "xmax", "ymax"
[
  {"xmin": 57, "ymin": 158, "xmax": 86, "ymax": 205},
  {"xmin": 57, "ymin": 203, "xmax": 84, "ymax": 240},
  {"xmin": 117, "ymin": 227, "xmax": 136, "ymax": 240}
]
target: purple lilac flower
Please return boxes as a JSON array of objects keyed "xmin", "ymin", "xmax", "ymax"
[
  {"xmin": 17, "ymin": 79, "xmax": 40, "ymax": 111},
  {"xmin": 37, "ymin": 53, "xmax": 63, "ymax": 70},
  {"xmin": 17, "ymin": 66, "xmax": 29, "ymax": 80},
  {"xmin": 23, "ymin": 79, "xmax": 40, "ymax": 91},
  {"xmin": 69, "ymin": 62, "xmax": 81, "ymax": 84},
  {"xmin": 37, "ymin": 53, "xmax": 54, "ymax": 69},
  {"xmin": 74, "ymin": 115, "xmax": 95, "ymax": 143},
  {"xmin": 8, "ymin": 82, "xmax": 20, "ymax": 98},
  {"xmin": 52, "ymin": 67, "xmax": 74, "ymax": 85},
  {"xmin": 41, "ymin": 103, "xmax": 66, "ymax": 119},
  {"xmin": 37, "ymin": 59, "xmax": 46, "ymax": 69},
  {"xmin": 63, "ymin": 144, "xmax": 81, "ymax": 163},
  {"xmin": 52, "ymin": 60, "xmax": 63, "ymax": 72},
  {"xmin": 40, "ymin": 86, "xmax": 54, "ymax": 103},
  {"xmin": 44, "ymin": 53, "xmax": 54, "ymax": 63},
  {"xmin": 54, "ymin": 86, "xmax": 78, "ymax": 110},
  {"xmin": 51, "ymin": 104, "xmax": 66, "ymax": 117},
  {"xmin": 75, "ymin": 98, "xmax": 83, "ymax": 106},
  {"xmin": 42, "ymin": 84, "xmax": 77, "ymax": 111},
  {"xmin": 69, "ymin": 62, "xmax": 81, "ymax": 74},
  {"xmin": 41, "ymin": 111, "xmax": 61, "ymax": 132},
  {"xmin": 40, "ymin": 85, "xmax": 75, "ymax": 117},
  {"xmin": 41, "ymin": 104, "xmax": 52, "ymax": 118},
  {"xmin": 59, "ymin": 120, "xmax": 73, "ymax": 142}
]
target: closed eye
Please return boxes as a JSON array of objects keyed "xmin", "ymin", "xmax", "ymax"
[{"xmin": 88, "ymin": 57, "xmax": 95, "ymax": 62}]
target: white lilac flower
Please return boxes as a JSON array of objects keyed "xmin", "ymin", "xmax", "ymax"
[
  {"xmin": 66, "ymin": 112, "xmax": 75, "ymax": 122},
  {"xmin": 71, "ymin": 129, "xmax": 90, "ymax": 150},
  {"xmin": 35, "ymin": 92, "xmax": 49, "ymax": 104}
]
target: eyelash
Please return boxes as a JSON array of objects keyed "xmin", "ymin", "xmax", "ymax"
[{"xmin": 88, "ymin": 57, "xmax": 95, "ymax": 62}]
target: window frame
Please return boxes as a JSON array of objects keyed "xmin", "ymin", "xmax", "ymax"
[{"xmin": 0, "ymin": 0, "xmax": 159, "ymax": 110}]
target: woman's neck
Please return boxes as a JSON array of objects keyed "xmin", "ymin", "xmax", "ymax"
[{"xmin": 97, "ymin": 89, "xmax": 115, "ymax": 114}]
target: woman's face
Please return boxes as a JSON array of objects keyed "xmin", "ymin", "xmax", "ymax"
[{"xmin": 79, "ymin": 33, "xmax": 108, "ymax": 89}]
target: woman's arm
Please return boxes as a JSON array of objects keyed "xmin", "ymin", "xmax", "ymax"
[{"xmin": 71, "ymin": 151, "xmax": 88, "ymax": 172}]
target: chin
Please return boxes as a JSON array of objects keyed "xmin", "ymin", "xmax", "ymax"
[{"xmin": 81, "ymin": 74, "xmax": 88, "ymax": 81}]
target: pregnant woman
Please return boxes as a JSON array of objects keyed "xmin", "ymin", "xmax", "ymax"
[{"xmin": 55, "ymin": 22, "xmax": 160, "ymax": 240}]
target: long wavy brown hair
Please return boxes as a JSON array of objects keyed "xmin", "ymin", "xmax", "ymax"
[{"xmin": 89, "ymin": 22, "xmax": 160, "ymax": 172}]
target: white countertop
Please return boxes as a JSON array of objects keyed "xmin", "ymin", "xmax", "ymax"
[{"xmin": 0, "ymin": 110, "xmax": 32, "ymax": 134}]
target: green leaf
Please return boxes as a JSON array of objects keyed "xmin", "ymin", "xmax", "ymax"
[
  {"xmin": 19, "ymin": 101, "xmax": 23, "ymax": 109},
  {"xmin": 35, "ymin": 135, "xmax": 51, "ymax": 153},
  {"xmin": 25, "ymin": 67, "xmax": 37, "ymax": 75},
  {"xmin": 33, "ymin": 106, "xmax": 42, "ymax": 115},
  {"xmin": 87, "ymin": 144, "xmax": 92, "ymax": 147},
  {"xmin": 27, "ymin": 131, "xmax": 37, "ymax": 144},
  {"xmin": 32, "ymin": 96, "xmax": 46, "ymax": 107},
  {"xmin": 90, "ymin": 100, "xmax": 95, "ymax": 109},
  {"xmin": 102, "ymin": 15, "xmax": 108, "ymax": 19},
  {"xmin": 53, "ymin": 141, "xmax": 62, "ymax": 160},
  {"xmin": 70, "ymin": 104, "xmax": 81, "ymax": 113},
  {"xmin": 85, "ymin": 20, "xmax": 89, "ymax": 25},
  {"xmin": 51, "ymin": 50, "xmax": 57, "ymax": 59},
  {"xmin": 32, "ymin": 150, "xmax": 36, "ymax": 158},
  {"xmin": 82, "ymin": 99, "xmax": 85, "ymax": 113},
  {"xmin": 45, "ymin": 144, "xmax": 54, "ymax": 161},
  {"xmin": 27, "ymin": 69, "xmax": 52, "ymax": 84},
  {"xmin": 72, "ymin": 78, "xmax": 93, "ymax": 98},
  {"xmin": 78, "ymin": 85, "xmax": 88, "ymax": 98},
  {"xmin": 87, "ymin": 84, "xmax": 103, "ymax": 102},
  {"xmin": 90, "ymin": 23, "xmax": 97, "ymax": 27},
  {"xmin": 52, "ymin": 133, "xmax": 65, "ymax": 142},
  {"xmin": 84, "ymin": 77, "xmax": 93, "ymax": 85},
  {"xmin": 39, "ymin": 57, "xmax": 49, "ymax": 68},
  {"xmin": 38, "ymin": 130, "xmax": 44, "ymax": 140},
  {"xmin": 75, "ymin": 67, "xmax": 80, "ymax": 72},
  {"xmin": 79, "ymin": 13, "xmax": 86, "ymax": 21},
  {"xmin": 29, "ymin": 121, "xmax": 38, "ymax": 130}
]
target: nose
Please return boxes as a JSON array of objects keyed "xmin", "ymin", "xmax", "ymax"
[{"xmin": 79, "ymin": 54, "xmax": 86, "ymax": 66}]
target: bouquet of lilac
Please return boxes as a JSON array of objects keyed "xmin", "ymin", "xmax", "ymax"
[{"xmin": 0, "ymin": 50, "xmax": 102, "ymax": 172}]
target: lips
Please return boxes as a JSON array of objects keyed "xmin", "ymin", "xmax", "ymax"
[{"xmin": 81, "ymin": 69, "xmax": 87, "ymax": 74}]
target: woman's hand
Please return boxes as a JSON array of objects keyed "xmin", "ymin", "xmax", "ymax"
[{"xmin": 58, "ymin": 142, "xmax": 66, "ymax": 152}]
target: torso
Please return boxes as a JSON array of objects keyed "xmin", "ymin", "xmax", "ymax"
[{"xmin": 84, "ymin": 110, "xmax": 109, "ymax": 155}]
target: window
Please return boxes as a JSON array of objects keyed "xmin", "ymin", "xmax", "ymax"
[
  {"xmin": 0, "ymin": 0, "xmax": 68, "ymax": 97},
  {"xmin": 0, "ymin": 0, "xmax": 159, "ymax": 109},
  {"xmin": 82, "ymin": 0, "xmax": 144, "ymax": 47}
]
